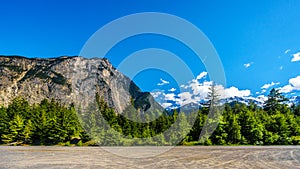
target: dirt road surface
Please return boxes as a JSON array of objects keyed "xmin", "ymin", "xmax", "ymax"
[{"xmin": 0, "ymin": 146, "xmax": 299, "ymax": 168}]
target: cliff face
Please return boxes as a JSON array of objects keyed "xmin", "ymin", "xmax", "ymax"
[{"xmin": 0, "ymin": 56, "xmax": 163, "ymax": 114}]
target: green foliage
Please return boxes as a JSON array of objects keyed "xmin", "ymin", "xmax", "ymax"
[
  {"xmin": 1, "ymin": 114, "xmax": 25, "ymax": 144},
  {"xmin": 226, "ymin": 114, "xmax": 242, "ymax": 144},
  {"xmin": 238, "ymin": 110, "xmax": 264, "ymax": 144},
  {"xmin": 0, "ymin": 87, "xmax": 299, "ymax": 146},
  {"xmin": 0, "ymin": 107, "xmax": 8, "ymax": 144},
  {"xmin": 0, "ymin": 98, "xmax": 87, "ymax": 145},
  {"xmin": 293, "ymin": 104, "xmax": 300, "ymax": 116}
]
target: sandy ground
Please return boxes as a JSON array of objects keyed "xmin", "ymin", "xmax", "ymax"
[{"xmin": 0, "ymin": 146, "xmax": 299, "ymax": 169}]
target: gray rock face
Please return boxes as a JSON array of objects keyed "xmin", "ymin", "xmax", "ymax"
[{"xmin": 0, "ymin": 56, "xmax": 163, "ymax": 114}]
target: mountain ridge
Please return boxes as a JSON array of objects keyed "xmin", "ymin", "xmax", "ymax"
[
  {"xmin": 167, "ymin": 95, "xmax": 300, "ymax": 112},
  {"xmin": 0, "ymin": 55, "xmax": 164, "ymax": 114}
]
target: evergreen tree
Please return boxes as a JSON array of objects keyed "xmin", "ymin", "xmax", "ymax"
[
  {"xmin": 1, "ymin": 93, "xmax": 300, "ymax": 146},
  {"xmin": 264, "ymin": 88, "xmax": 288, "ymax": 113},
  {"xmin": 0, "ymin": 107, "xmax": 8, "ymax": 144},
  {"xmin": 272, "ymin": 113, "xmax": 291, "ymax": 145},
  {"xmin": 227, "ymin": 114, "xmax": 242, "ymax": 144},
  {"xmin": 190, "ymin": 110, "xmax": 206, "ymax": 141},
  {"xmin": 239, "ymin": 110, "xmax": 264, "ymax": 144},
  {"xmin": 7, "ymin": 97, "xmax": 31, "ymax": 119},
  {"xmin": 23, "ymin": 120, "xmax": 33, "ymax": 144},
  {"xmin": 210, "ymin": 115, "xmax": 227, "ymax": 145},
  {"xmin": 292, "ymin": 104, "xmax": 300, "ymax": 116},
  {"xmin": 2, "ymin": 114, "xmax": 25, "ymax": 144},
  {"xmin": 205, "ymin": 82, "xmax": 221, "ymax": 109}
]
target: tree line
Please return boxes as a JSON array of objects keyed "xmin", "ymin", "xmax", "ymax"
[
  {"xmin": 0, "ymin": 98, "xmax": 88, "ymax": 145},
  {"xmin": 0, "ymin": 88, "xmax": 299, "ymax": 146}
]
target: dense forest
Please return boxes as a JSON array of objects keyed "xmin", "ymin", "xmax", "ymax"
[{"xmin": 0, "ymin": 88, "xmax": 299, "ymax": 146}]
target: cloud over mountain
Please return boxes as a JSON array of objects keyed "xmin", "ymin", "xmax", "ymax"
[
  {"xmin": 224, "ymin": 86, "xmax": 251, "ymax": 98},
  {"xmin": 279, "ymin": 75, "xmax": 300, "ymax": 93},
  {"xmin": 152, "ymin": 72, "xmax": 252, "ymax": 107}
]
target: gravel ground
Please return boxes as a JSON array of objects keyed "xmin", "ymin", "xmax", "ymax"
[{"xmin": 0, "ymin": 146, "xmax": 299, "ymax": 169}]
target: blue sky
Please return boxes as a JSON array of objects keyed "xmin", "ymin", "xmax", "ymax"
[{"xmin": 1, "ymin": 0, "xmax": 300, "ymax": 105}]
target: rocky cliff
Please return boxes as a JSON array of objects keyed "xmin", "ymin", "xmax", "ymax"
[{"xmin": 0, "ymin": 56, "xmax": 163, "ymax": 114}]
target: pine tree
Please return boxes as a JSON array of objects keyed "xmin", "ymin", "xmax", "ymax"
[
  {"xmin": 293, "ymin": 104, "xmax": 300, "ymax": 116},
  {"xmin": 227, "ymin": 114, "xmax": 242, "ymax": 144},
  {"xmin": 205, "ymin": 82, "xmax": 221, "ymax": 109},
  {"xmin": 7, "ymin": 97, "xmax": 31, "ymax": 119},
  {"xmin": 264, "ymin": 88, "xmax": 288, "ymax": 113},
  {"xmin": 23, "ymin": 120, "xmax": 33, "ymax": 144},
  {"xmin": 210, "ymin": 115, "xmax": 227, "ymax": 145},
  {"xmin": 167, "ymin": 112, "xmax": 190, "ymax": 145},
  {"xmin": 190, "ymin": 110, "xmax": 206, "ymax": 141},
  {"xmin": 239, "ymin": 110, "xmax": 264, "ymax": 144},
  {"xmin": 2, "ymin": 115, "xmax": 25, "ymax": 144},
  {"xmin": 31, "ymin": 104, "xmax": 47, "ymax": 144},
  {"xmin": 0, "ymin": 107, "xmax": 8, "ymax": 144},
  {"xmin": 273, "ymin": 113, "xmax": 291, "ymax": 144}
]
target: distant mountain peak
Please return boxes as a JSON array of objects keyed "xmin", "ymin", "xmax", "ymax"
[{"xmin": 163, "ymin": 95, "xmax": 300, "ymax": 112}]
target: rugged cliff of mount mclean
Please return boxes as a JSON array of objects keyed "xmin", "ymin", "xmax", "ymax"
[{"xmin": 0, "ymin": 56, "xmax": 163, "ymax": 114}]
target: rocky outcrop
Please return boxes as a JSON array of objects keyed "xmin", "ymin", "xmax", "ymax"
[{"xmin": 0, "ymin": 56, "xmax": 164, "ymax": 114}]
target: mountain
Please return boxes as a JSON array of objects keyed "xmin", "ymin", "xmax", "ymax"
[
  {"xmin": 167, "ymin": 96, "xmax": 300, "ymax": 113},
  {"xmin": 0, "ymin": 56, "xmax": 164, "ymax": 114},
  {"xmin": 176, "ymin": 102, "xmax": 201, "ymax": 114},
  {"xmin": 219, "ymin": 96, "xmax": 265, "ymax": 107},
  {"xmin": 288, "ymin": 96, "xmax": 300, "ymax": 106}
]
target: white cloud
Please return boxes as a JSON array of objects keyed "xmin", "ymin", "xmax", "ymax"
[
  {"xmin": 278, "ymin": 76, "xmax": 300, "ymax": 93},
  {"xmin": 186, "ymin": 79, "xmax": 212, "ymax": 100},
  {"xmin": 196, "ymin": 71, "xmax": 208, "ymax": 80},
  {"xmin": 261, "ymin": 82, "xmax": 280, "ymax": 89},
  {"xmin": 180, "ymin": 84, "xmax": 188, "ymax": 89},
  {"xmin": 161, "ymin": 103, "xmax": 173, "ymax": 108},
  {"xmin": 285, "ymin": 49, "xmax": 291, "ymax": 54},
  {"xmin": 178, "ymin": 92, "xmax": 193, "ymax": 100},
  {"xmin": 279, "ymin": 66, "xmax": 283, "ymax": 70},
  {"xmin": 256, "ymin": 82, "xmax": 280, "ymax": 95},
  {"xmin": 154, "ymin": 75, "xmax": 253, "ymax": 107},
  {"xmin": 279, "ymin": 85, "xmax": 293, "ymax": 93},
  {"xmin": 289, "ymin": 76, "xmax": 300, "ymax": 90},
  {"xmin": 164, "ymin": 93, "xmax": 176, "ymax": 101},
  {"xmin": 168, "ymin": 88, "xmax": 176, "ymax": 92},
  {"xmin": 177, "ymin": 92, "xmax": 195, "ymax": 106},
  {"xmin": 257, "ymin": 95, "xmax": 268, "ymax": 102},
  {"xmin": 223, "ymin": 86, "xmax": 251, "ymax": 98},
  {"xmin": 154, "ymin": 74, "xmax": 300, "ymax": 109},
  {"xmin": 243, "ymin": 62, "xmax": 253, "ymax": 68},
  {"xmin": 151, "ymin": 91, "xmax": 163, "ymax": 98},
  {"xmin": 157, "ymin": 78, "xmax": 170, "ymax": 86},
  {"xmin": 255, "ymin": 89, "xmax": 267, "ymax": 95},
  {"xmin": 161, "ymin": 80, "xmax": 251, "ymax": 106},
  {"xmin": 291, "ymin": 52, "xmax": 300, "ymax": 62}
]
